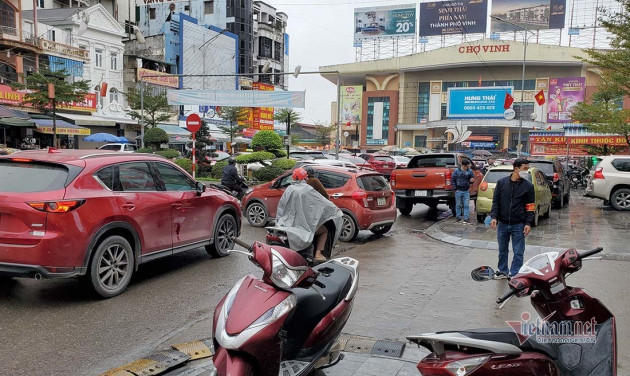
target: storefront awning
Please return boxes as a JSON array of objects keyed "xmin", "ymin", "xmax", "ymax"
[
  {"xmin": 0, "ymin": 117, "xmax": 35, "ymax": 127},
  {"xmin": 158, "ymin": 124, "xmax": 191, "ymax": 137},
  {"xmin": 32, "ymin": 119, "xmax": 91, "ymax": 136},
  {"xmin": 0, "ymin": 105, "xmax": 30, "ymax": 119},
  {"xmin": 56, "ymin": 112, "xmax": 116, "ymax": 127}
]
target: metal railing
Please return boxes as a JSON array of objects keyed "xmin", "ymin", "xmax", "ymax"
[{"xmin": 0, "ymin": 26, "xmax": 40, "ymax": 48}]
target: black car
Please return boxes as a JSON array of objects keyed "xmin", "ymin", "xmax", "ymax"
[{"xmin": 529, "ymin": 159, "xmax": 571, "ymax": 208}]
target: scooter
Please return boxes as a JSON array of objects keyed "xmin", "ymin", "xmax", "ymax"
[
  {"xmin": 214, "ymin": 177, "xmax": 250, "ymax": 200},
  {"xmin": 408, "ymin": 247, "xmax": 617, "ymax": 375},
  {"xmin": 211, "ymin": 238, "xmax": 359, "ymax": 376},
  {"xmin": 266, "ymin": 219, "xmax": 338, "ymax": 266}
]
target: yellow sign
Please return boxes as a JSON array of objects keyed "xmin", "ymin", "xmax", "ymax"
[
  {"xmin": 137, "ymin": 68, "xmax": 179, "ymax": 88},
  {"xmin": 36, "ymin": 126, "xmax": 91, "ymax": 136}
]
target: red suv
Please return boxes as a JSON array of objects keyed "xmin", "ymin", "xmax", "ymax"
[
  {"xmin": 242, "ymin": 166, "xmax": 397, "ymax": 242},
  {"xmin": 359, "ymin": 153, "xmax": 396, "ymax": 178},
  {"xmin": 0, "ymin": 150, "xmax": 241, "ymax": 298}
]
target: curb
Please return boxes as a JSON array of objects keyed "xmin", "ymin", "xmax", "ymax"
[{"xmin": 423, "ymin": 219, "xmax": 630, "ymax": 262}]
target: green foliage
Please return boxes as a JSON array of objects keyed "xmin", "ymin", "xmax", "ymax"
[
  {"xmin": 271, "ymin": 149, "xmax": 287, "ymax": 158},
  {"xmin": 218, "ymin": 107, "xmax": 251, "ymax": 146},
  {"xmin": 252, "ymin": 130, "xmax": 283, "ymax": 151},
  {"xmin": 175, "ymin": 158, "xmax": 195, "ymax": 174},
  {"xmin": 144, "ymin": 127, "xmax": 169, "ymax": 150},
  {"xmin": 271, "ymin": 158, "xmax": 296, "ymax": 170},
  {"xmin": 212, "ymin": 161, "xmax": 228, "ymax": 179},
  {"xmin": 135, "ymin": 147, "xmax": 153, "ymax": 153},
  {"xmin": 125, "ymin": 87, "xmax": 174, "ymax": 129},
  {"xmin": 155, "ymin": 148, "xmax": 180, "ymax": 159},
  {"xmin": 274, "ymin": 109, "xmax": 302, "ymax": 146},
  {"xmin": 235, "ymin": 151, "xmax": 275, "ymax": 164},
  {"xmin": 10, "ymin": 68, "xmax": 90, "ymax": 110},
  {"xmin": 253, "ymin": 165, "xmax": 284, "ymax": 182},
  {"xmin": 313, "ymin": 122, "xmax": 336, "ymax": 147}
]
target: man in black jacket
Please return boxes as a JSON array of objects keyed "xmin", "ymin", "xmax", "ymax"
[
  {"xmin": 490, "ymin": 158, "xmax": 536, "ymax": 279},
  {"xmin": 221, "ymin": 157, "xmax": 244, "ymax": 199}
]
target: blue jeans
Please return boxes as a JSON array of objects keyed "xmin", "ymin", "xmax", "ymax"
[
  {"xmin": 497, "ymin": 223, "xmax": 525, "ymax": 276},
  {"xmin": 455, "ymin": 190, "xmax": 470, "ymax": 220}
]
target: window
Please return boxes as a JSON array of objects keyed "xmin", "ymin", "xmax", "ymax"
[
  {"xmin": 414, "ymin": 135, "xmax": 427, "ymax": 148},
  {"xmin": 366, "ymin": 97, "xmax": 390, "ymax": 142},
  {"xmin": 38, "ymin": 0, "xmax": 44, "ymax": 8},
  {"xmin": 95, "ymin": 166, "xmax": 115, "ymax": 190},
  {"xmin": 612, "ymin": 158, "xmax": 630, "ymax": 172},
  {"xmin": 110, "ymin": 52, "xmax": 118, "ymax": 70},
  {"xmin": 374, "ymin": 156, "xmax": 394, "ymax": 162},
  {"xmin": 277, "ymin": 173, "xmax": 293, "ymax": 188},
  {"xmin": 483, "ymin": 170, "xmax": 512, "ymax": 184},
  {"xmin": 109, "ymin": 87, "xmax": 119, "ymax": 103},
  {"xmin": 274, "ymin": 41, "xmax": 282, "ymax": 61},
  {"xmin": 417, "ymin": 82, "xmax": 430, "ymax": 122},
  {"xmin": 317, "ymin": 171, "xmax": 350, "ymax": 189},
  {"xmin": 118, "ymin": 163, "xmax": 157, "ymax": 191},
  {"xmin": 0, "ymin": 0, "xmax": 16, "ymax": 33},
  {"xmin": 125, "ymin": 145, "xmax": 138, "ymax": 152},
  {"xmin": 410, "ymin": 155, "xmax": 456, "ymax": 168},
  {"xmin": 149, "ymin": 7, "xmax": 156, "ymax": 20},
  {"xmin": 95, "ymin": 49, "xmax": 103, "ymax": 68},
  {"xmin": 47, "ymin": 29, "xmax": 56, "ymax": 41},
  {"xmin": 184, "ymin": 5, "xmax": 190, "ymax": 11},
  {"xmin": 0, "ymin": 161, "xmax": 69, "ymax": 193},
  {"xmin": 154, "ymin": 163, "xmax": 196, "ymax": 191},
  {"xmin": 535, "ymin": 171, "xmax": 546, "ymax": 186},
  {"xmin": 357, "ymin": 175, "xmax": 389, "ymax": 192},
  {"xmin": 259, "ymin": 37, "xmax": 272, "ymax": 58}
]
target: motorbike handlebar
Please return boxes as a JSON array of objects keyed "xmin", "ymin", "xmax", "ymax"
[
  {"xmin": 578, "ymin": 247, "xmax": 603, "ymax": 259},
  {"xmin": 233, "ymin": 238, "xmax": 251, "ymax": 250},
  {"xmin": 496, "ymin": 288, "xmax": 517, "ymax": 304}
]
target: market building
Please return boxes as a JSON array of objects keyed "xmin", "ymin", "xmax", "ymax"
[{"xmin": 320, "ymin": 39, "xmax": 607, "ymax": 155}]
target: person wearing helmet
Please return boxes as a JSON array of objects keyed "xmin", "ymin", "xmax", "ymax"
[
  {"xmin": 221, "ymin": 157, "xmax": 244, "ymax": 199},
  {"xmin": 303, "ymin": 165, "xmax": 329, "ymax": 200}
]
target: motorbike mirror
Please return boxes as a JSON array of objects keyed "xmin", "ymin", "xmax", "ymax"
[{"xmin": 471, "ymin": 266, "xmax": 496, "ymax": 281}]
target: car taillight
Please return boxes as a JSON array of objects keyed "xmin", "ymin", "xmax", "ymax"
[
  {"xmin": 480, "ymin": 182, "xmax": 488, "ymax": 191},
  {"xmin": 417, "ymin": 355, "xmax": 490, "ymax": 376},
  {"xmin": 593, "ymin": 167, "xmax": 605, "ymax": 179},
  {"xmin": 445, "ymin": 170, "xmax": 452, "ymax": 187},
  {"xmin": 352, "ymin": 191, "xmax": 369, "ymax": 208},
  {"xmin": 11, "ymin": 158, "xmax": 33, "ymax": 162},
  {"xmin": 27, "ymin": 200, "xmax": 85, "ymax": 213},
  {"xmin": 553, "ymin": 172, "xmax": 559, "ymax": 182},
  {"xmin": 390, "ymin": 172, "xmax": 396, "ymax": 188}
]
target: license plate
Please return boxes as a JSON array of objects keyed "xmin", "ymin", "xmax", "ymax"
[
  {"xmin": 415, "ymin": 190, "xmax": 427, "ymax": 197},
  {"xmin": 377, "ymin": 197, "xmax": 386, "ymax": 205}
]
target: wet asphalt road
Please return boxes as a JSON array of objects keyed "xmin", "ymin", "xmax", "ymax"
[{"xmin": 0, "ymin": 205, "xmax": 444, "ymax": 376}]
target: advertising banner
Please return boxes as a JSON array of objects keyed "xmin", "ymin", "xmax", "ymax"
[
  {"xmin": 547, "ymin": 77, "xmax": 585, "ymax": 123},
  {"xmin": 340, "ymin": 86, "xmax": 363, "ymax": 125},
  {"xmin": 491, "ymin": 0, "xmax": 566, "ymax": 32},
  {"xmin": 447, "ymin": 87, "xmax": 513, "ymax": 118},
  {"xmin": 252, "ymin": 83, "xmax": 275, "ymax": 131},
  {"xmin": 167, "ymin": 90, "xmax": 306, "ymax": 108},
  {"xmin": 530, "ymin": 135, "xmax": 629, "ymax": 156},
  {"xmin": 354, "ymin": 4, "xmax": 416, "ymax": 40},
  {"xmin": 137, "ymin": 68, "xmax": 179, "ymax": 88},
  {"xmin": 0, "ymin": 85, "xmax": 97, "ymax": 112},
  {"xmin": 419, "ymin": 0, "xmax": 488, "ymax": 36}
]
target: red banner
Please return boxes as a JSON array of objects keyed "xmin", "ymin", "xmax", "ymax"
[
  {"xmin": 0, "ymin": 84, "xmax": 97, "ymax": 112},
  {"xmin": 529, "ymin": 135, "xmax": 627, "ymax": 146},
  {"xmin": 252, "ymin": 83, "xmax": 274, "ymax": 131}
]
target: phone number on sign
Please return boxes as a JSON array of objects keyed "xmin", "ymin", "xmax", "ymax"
[{"xmin": 464, "ymin": 105, "xmax": 495, "ymax": 111}]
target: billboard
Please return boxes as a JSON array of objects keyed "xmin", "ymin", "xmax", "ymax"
[
  {"xmin": 167, "ymin": 90, "xmax": 306, "ymax": 108},
  {"xmin": 447, "ymin": 87, "xmax": 513, "ymax": 118},
  {"xmin": 491, "ymin": 0, "xmax": 566, "ymax": 32},
  {"xmin": 419, "ymin": 0, "xmax": 488, "ymax": 36},
  {"xmin": 354, "ymin": 4, "xmax": 416, "ymax": 40},
  {"xmin": 547, "ymin": 77, "xmax": 585, "ymax": 123},
  {"xmin": 252, "ymin": 83, "xmax": 275, "ymax": 132},
  {"xmin": 340, "ymin": 86, "xmax": 363, "ymax": 125}
]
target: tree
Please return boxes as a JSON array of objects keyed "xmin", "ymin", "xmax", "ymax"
[
  {"xmin": 11, "ymin": 67, "xmax": 89, "ymax": 146},
  {"xmin": 144, "ymin": 127, "xmax": 168, "ymax": 151},
  {"xmin": 252, "ymin": 130, "xmax": 282, "ymax": 152},
  {"xmin": 218, "ymin": 106, "xmax": 250, "ymax": 154},
  {"xmin": 125, "ymin": 87, "xmax": 174, "ymax": 129},
  {"xmin": 194, "ymin": 120, "xmax": 216, "ymax": 177},
  {"xmin": 274, "ymin": 108, "xmax": 302, "ymax": 147},
  {"xmin": 313, "ymin": 122, "xmax": 336, "ymax": 149},
  {"xmin": 573, "ymin": 1, "xmax": 630, "ymax": 148}
]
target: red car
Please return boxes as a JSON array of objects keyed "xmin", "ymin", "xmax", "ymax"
[
  {"xmin": 0, "ymin": 150, "xmax": 241, "ymax": 298},
  {"xmin": 242, "ymin": 166, "xmax": 397, "ymax": 242},
  {"xmin": 358, "ymin": 153, "xmax": 396, "ymax": 177}
]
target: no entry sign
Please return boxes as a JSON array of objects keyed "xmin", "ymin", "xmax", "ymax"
[{"xmin": 186, "ymin": 114, "xmax": 201, "ymax": 133}]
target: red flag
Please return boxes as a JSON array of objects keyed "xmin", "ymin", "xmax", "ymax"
[
  {"xmin": 503, "ymin": 93, "xmax": 514, "ymax": 109},
  {"xmin": 345, "ymin": 121, "xmax": 351, "ymax": 127},
  {"xmin": 478, "ymin": 75, "xmax": 482, "ymax": 87},
  {"xmin": 535, "ymin": 90, "xmax": 546, "ymax": 105}
]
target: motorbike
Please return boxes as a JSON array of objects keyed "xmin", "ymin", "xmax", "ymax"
[
  {"xmin": 568, "ymin": 166, "xmax": 589, "ymax": 189},
  {"xmin": 408, "ymin": 247, "xmax": 617, "ymax": 375},
  {"xmin": 214, "ymin": 176, "xmax": 250, "ymax": 200},
  {"xmin": 211, "ymin": 238, "xmax": 359, "ymax": 376},
  {"xmin": 266, "ymin": 219, "xmax": 338, "ymax": 266}
]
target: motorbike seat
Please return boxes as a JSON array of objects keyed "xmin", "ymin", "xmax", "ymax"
[{"xmin": 448, "ymin": 328, "xmax": 558, "ymax": 359}]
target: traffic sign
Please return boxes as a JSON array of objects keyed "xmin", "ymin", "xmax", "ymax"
[{"xmin": 186, "ymin": 114, "xmax": 202, "ymax": 133}]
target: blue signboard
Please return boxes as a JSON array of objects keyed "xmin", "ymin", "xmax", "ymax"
[
  {"xmin": 447, "ymin": 87, "xmax": 513, "ymax": 119},
  {"xmin": 419, "ymin": 0, "xmax": 487, "ymax": 36}
]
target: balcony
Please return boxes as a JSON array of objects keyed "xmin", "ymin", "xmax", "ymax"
[
  {"xmin": 40, "ymin": 39, "xmax": 89, "ymax": 61},
  {"xmin": 0, "ymin": 26, "xmax": 41, "ymax": 53}
]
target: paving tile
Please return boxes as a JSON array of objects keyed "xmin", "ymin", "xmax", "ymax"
[{"xmin": 469, "ymin": 240, "xmax": 490, "ymax": 249}]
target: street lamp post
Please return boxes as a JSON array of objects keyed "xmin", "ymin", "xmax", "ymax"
[{"xmin": 490, "ymin": 16, "xmax": 535, "ymax": 157}]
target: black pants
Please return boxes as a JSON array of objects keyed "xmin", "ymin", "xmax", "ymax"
[{"xmin": 225, "ymin": 183, "xmax": 244, "ymax": 199}]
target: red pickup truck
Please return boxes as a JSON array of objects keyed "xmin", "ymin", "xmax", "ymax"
[{"xmin": 390, "ymin": 153, "xmax": 483, "ymax": 215}]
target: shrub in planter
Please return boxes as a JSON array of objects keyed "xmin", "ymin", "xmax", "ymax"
[
  {"xmin": 155, "ymin": 148, "xmax": 180, "ymax": 159},
  {"xmin": 252, "ymin": 130, "xmax": 283, "ymax": 151},
  {"xmin": 271, "ymin": 158, "xmax": 296, "ymax": 170},
  {"xmin": 175, "ymin": 158, "xmax": 195, "ymax": 174},
  {"xmin": 212, "ymin": 161, "xmax": 228, "ymax": 179},
  {"xmin": 270, "ymin": 149, "xmax": 287, "ymax": 158},
  {"xmin": 135, "ymin": 147, "xmax": 153, "ymax": 153},
  {"xmin": 144, "ymin": 128, "xmax": 168, "ymax": 150},
  {"xmin": 235, "ymin": 151, "xmax": 275, "ymax": 164},
  {"xmin": 253, "ymin": 165, "xmax": 284, "ymax": 182}
]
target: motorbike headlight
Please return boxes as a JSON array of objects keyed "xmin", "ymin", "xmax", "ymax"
[
  {"xmin": 223, "ymin": 276, "xmax": 246, "ymax": 317},
  {"xmin": 269, "ymin": 253, "xmax": 304, "ymax": 289},
  {"xmin": 248, "ymin": 294, "xmax": 296, "ymax": 330}
]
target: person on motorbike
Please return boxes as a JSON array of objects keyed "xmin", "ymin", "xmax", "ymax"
[
  {"xmin": 221, "ymin": 157, "xmax": 245, "ymax": 199},
  {"xmin": 303, "ymin": 165, "xmax": 329, "ymax": 200}
]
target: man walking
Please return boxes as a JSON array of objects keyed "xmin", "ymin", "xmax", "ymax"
[
  {"xmin": 451, "ymin": 159, "xmax": 475, "ymax": 223},
  {"xmin": 490, "ymin": 158, "xmax": 536, "ymax": 279}
]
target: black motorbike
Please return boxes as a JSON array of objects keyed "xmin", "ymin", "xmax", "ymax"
[
  {"xmin": 568, "ymin": 166, "xmax": 589, "ymax": 189},
  {"xmin": 214, "ymin": 176, "xmax": 249, "ymax": 200}
]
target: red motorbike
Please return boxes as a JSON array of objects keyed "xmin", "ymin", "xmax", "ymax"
[
  {"xmin": 210, "ymin": 238, "xmax": 359, "ymax": 376},
  {"xmin": 408, "ymin": 247, "xmax": 617, "ymax": 375}
]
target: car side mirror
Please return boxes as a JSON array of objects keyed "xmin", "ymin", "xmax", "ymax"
[{"xmin": 196, "ymin": 181, "xmax": 206, "ymax": 196}]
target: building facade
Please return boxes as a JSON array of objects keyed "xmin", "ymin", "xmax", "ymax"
[{"xmin": 253, "ymin": 1, "xmax": 288, "ymax": 90}]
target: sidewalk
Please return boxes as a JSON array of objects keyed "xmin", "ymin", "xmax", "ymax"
[{"xmin": 426, "ymin": 189, "xmax": 630, "ymax": 261}]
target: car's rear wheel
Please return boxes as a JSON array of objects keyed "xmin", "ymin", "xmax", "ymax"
[
  {"xmin": 88, "ymin": 235, "xmax": 134, "ymax": 298},
  {"xmin": 564, "ymin": 188, "xmax": 570, "ymax": 205},
  {"xmin": 532, "ymin": 207, "xmax": 539, "ymax": 227},
  {"xmin": 246, "ymin": 202, "xmax": 268, "ymax": 227},
  {"xmin": 206, "ymin": 214, "xmax": 237, "ymax": 257},
  {"xmin": 370, "ymin": 224, "xmax": 392, "ymax": 236},
  {"xmin": 543, "ymin": 205, "xmax": 551, "ymax": 219},
  {"xmin": 555, "ymin": 194, "xmax": 564, "ymax": 209},
  {"xmin": 397, "ymin": 199, "xmax": 413, "ymax": 216},
  {"xmin": 339, "ymin": 214, "xmax": 358, "ymax": 242},
  {"xmin": 610, "ymin": 188, "xmax": 630, "ymax": 211}
]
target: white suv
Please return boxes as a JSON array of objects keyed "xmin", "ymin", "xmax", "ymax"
[
  {"xmin": 98, "ymin": 143, "xmax": 138, "ymax": 153},
  {"xmin": 586, "ymin": 155, "xmax": 630, "ymax": 210}
]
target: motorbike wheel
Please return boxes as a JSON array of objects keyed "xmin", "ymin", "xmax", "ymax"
[
  {"xmin": 206, "ymin": 214, "xmax": 237, "ymax": 257},
  {"xmin": 370, "ymin": 224, "xmax": 392, "ymax": 236},
  {"xmin": 339, "ymin": 214, "xmax": 358, "ymax": 242},
  {"xmin": 246, "ymin": 202, "xmax": 268, "ymax": 227}
]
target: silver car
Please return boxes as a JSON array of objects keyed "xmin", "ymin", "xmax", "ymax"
[{"xmin": 585, "ymin": 155, "xmax": 630, "ymax": 210}]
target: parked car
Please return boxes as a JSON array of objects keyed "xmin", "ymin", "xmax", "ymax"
[
  {"xmin": 586, "ymin": 155, "xmax": 630, "ymax": 210},
  {"xmin": 339, "ymin": 155, "xmax": 375, "ymax": 170},
  {"xmin": 295, "ymin": 159, "xmax": 358, "ymax": 169},
  {"xmin": 358, "ymin": 153, "xmax": 396, "ymax": 177},
  {"xmin": 242, "ymin": 166, "xmax": 397, "ymax": 242},
  {"xmin": 393, "ymin": 155, "xmax": 411, "ymax": 168},
  {"xmin": 475, "ymin": 166, "xmax": 552, "ymax": 225},
  {"xmin": 391, "ymin": 153, "xmax": 483, "ymax": 215},
  {"xmin": 99, "ymin": 143, "xmax": 138, "ymax": 153},
  {"xmin": 528, "ymin": 159, "xmax": 571, "ymax": 208},
  {"xmin": 0, "ymin": 150, "xmax": 241, "ymax": 298},
  {"xmin": 288, "ymin": 151, "xmax": 326, "ymax": 160}
]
